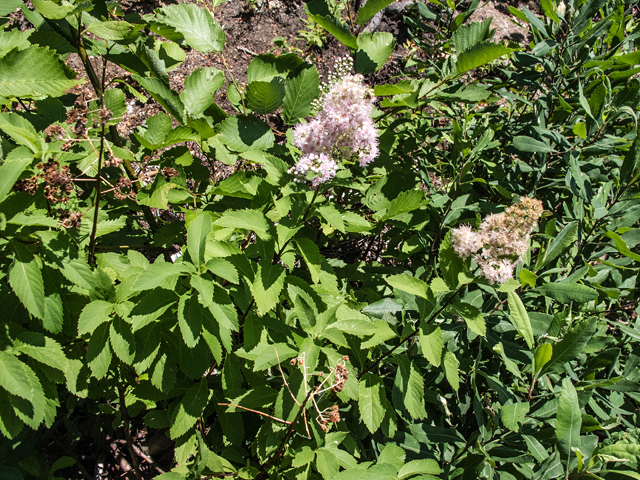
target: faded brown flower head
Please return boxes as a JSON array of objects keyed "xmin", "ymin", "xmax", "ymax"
[
  {"xmin": 38, "ymin": 161, "xmax": 74, "ymax": 204},
  {"xmin": 332, "ymin": 363, "xmax": 348, "ymax": 393},
  {"xmin": 327, "ymin": 405, "xmax": 340, "ymax": 423},
  {"xmin": 114, "ymin": 176, "xmax": 136, "ymax": 201},
  {"xmin": 44, "ymin": 124, "xmax": 65, "ymax": 142},
  {"xmin": 161, "ymin": 167, "xmax": 179, "ymax": 181},
  {"xmin": 58, "ymin": 210, "xmax": 82, "ymax": 229},
  {"xmin": 13, "ymin": 176, "xmax": 38, "ymax": 195},
  {"xmin": 99, "ymin": 107, "xmax": 112, "ymax": 124}
]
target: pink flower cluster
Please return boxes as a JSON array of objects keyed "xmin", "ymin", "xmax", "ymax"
[
  {"xmin": 288, "ymin": 74, "xmax": 379, "ymax": 186},
  {"xmin": 451, "ymin": 197, "xmax": 544, "ymax": 284}
]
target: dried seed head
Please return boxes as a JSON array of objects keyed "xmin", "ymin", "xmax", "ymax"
[
  {"xmin": 59, "ymin": 210, "xmax": 82, "ymax": 229},
  {"xmin": 13, "ymin": 176, "xmax": 38, "ymax": 195}
]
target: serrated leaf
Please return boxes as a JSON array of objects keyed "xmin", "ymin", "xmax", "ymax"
[
  {"xmin": 132, "ymin": 262, "xmax": 187, "ymax": 291},
  {"xmin": 556, "ymin": 378, "xmax": 581, "ymax": 458},
  {"xmin": 456, "ymin": 41, "xmax": 517, "ymax": 74},
  {"xmin": 252, "ymin": 260, "xmax": 285, "ymax": 316},
  {"xmin": 355, "ymin": 32, "xmax": 395, "ymax": 75},
  {"xmin": 359, "ymin": 373, "xmax": 385, "ymax": 434},
  {"xmin": 214, "ymin": 208, "xmax": 271, "ymax": 240},
  {"xmin": 506, "ymin": 292, "xmax": 535, "ymax": 349},
  {"xmin": 0, "ymin": 0, "xmax": 21, "ymax": 17},
  {"xmin": 439, "ymin": 231, "xmax": 464, "ymax": 289},
  {"xmin": 0, "ymin": 351, "xmax": 45, "ymax": 429},
  {"xmin": 180, "ymin": 67, "xmax": 224, "ymax": 117},
  {"xmin": 86, "ymin": 20, "xmax": 142, "ymax": 42},
  {"xmin": 294, "ymin": 237, "xmax": 323, "ymax": 283},
  {"xmin": 86, "ymin": 322, "xmax": 112, "ymax": 379},
  {"xmin": 133, "ymin": 75, "xmax": 186, "ymax": 124},
  {"xmin": 540, "ymin": 318, "xmax": 596, "ymax": 375},
  {"xmin": 109, "ymin": 316, "xmax": 135, "ymax": 365},
  {"xmin": 395, "ymin": 356, "xmax": 426, "ymax": 420},
  {"xmin": 246, "ymin": 77, "xmax": 285, "ymax": 115},
  {"xmin": 8, "ymin": 241, "xmax": 45, "ymax": 320},
  {"xmin": 449, "ymin": 302, "xmax": 486, "ymax": 337},
  {"xmin": 443, "ymin": 349, "xmax": 459, "ymax": 391},
  {"xmin": 283, "ymin": 66, "xmax": 319, "ymax": 125},
  {"xmin": 512, "ymin": 135, "xmax": 555, "ymax": 153},
  {"xmin": 0, "ymin": 113, "xmax": 41, "ymax": 154},
  {"xmin": 217, "ymin": 115, "xmax": 275, "ymax": 152},
  {"xmin": 187, "ymin": 213, "xmax": 212, "ymax": 269},
  {"xmin": 420, "ymin": 323, "xmax": 443, "ymax": 367},
  {"xmin": 536, "ymin": 282, "xmax": 598, "ymax": 303},
  {"xmin": 171, "ymin": 379, "xmax": 209, "ymax": 439},
  {"xmin": 452, "ymin": 17, "xmax": 493, "ymax": 53},
  {"xmin": 398, "ymin": 459, "xmax": 442, "ymax": 479},
  {"xmin": 157, "ymin": 3, "xmax": 225, "ymax": 52},
  {"xmin": 0, "ymin": 45, "xmax": 80, "ymax": 98},
  {"xmin": 501, "ymin": 402, "xmax": 530, "ymax": 432},
  {"xmin": 356, "ymin": 0, "xmax": 396, "ymax": 24},
  {"xmin": 31, "ymin": 0, "xmax": 92, "ymax": 19},
  {"xmin": 373, "ymin": 190, "xmax": 425, "ymax": 222},
  {"xmin": 178, "ymin": 293, "xmax": 205, "ymax": 348},
  {"xmin": 385, "ymin": 274, "xmax": 429, "ymax": 299}
]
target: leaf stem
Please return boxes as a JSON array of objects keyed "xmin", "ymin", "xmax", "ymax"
[{"xmin": 118, "ymin": 383, "xmax": 143, "ymax": 480}]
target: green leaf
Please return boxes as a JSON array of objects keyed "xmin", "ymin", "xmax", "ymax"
[
  {"xmin": 395, "ymin": 357, "xmax": 427, "ymax": 420},
  {"xmin": 86, "ymin": 322, "xmax": 112, "ymax": 379},
  {"xmin": 0, "ymin": 45, "xmax": 80, "ymax": 98},
  {"xmin": 537, "ymin": 221, "xmax": 578, "ymax": 269},
  {"xmin": 180, "ymin": 67, "xmax": 225, "ymax": 117},
  {"xmin": 398, "ymin": 461, "xmax": 440, "ymax": 479},
  {"xmin": 0, "ymin": 113, "xmax": 41, "ymax": 154},
  {"xmin": 355, "ymin": 32, "xmax": 395, "ymax": 74},
  {"xmin": 556, "ymin": 378, "xmax": 581, "ymax": 458},
  {"xmin": 621, "ymin": 124, "xmax": 640, "ymax": 187},
  {"xmin": 439, "ymin": 231, "xmax": 464, "ymax": 289},
  {"xmin": 294, "ymin": 237, "xmax": 323, "ymax": 284},
  {"xmin": 359, "ymin": 373, "xmax": 386, "ymax": 434},
  {"xmin": 252, "ymin": 260, "xmax": 285, "ymax": 316},
  {"xmin": 604, "ymin": 231, "xmax": 640, "ymax": 262},
  {"xmin": 540, "ymin": 0, "xmax": 559, "ymax": 23},
  {"xmin": 0, "ymin": 390, "xmax": 24, "ymax": 439},
  {"xmin": 246, "ymin": 77, "xmax": 285, "ymax": 115},
  {"xmin": 283, "ymin": 66, "xmax": 319, "ymax": 125},
  {"xmin": 449, "ymin": 302, "xmax": 486, "ymax": 337},
  {"xmin": 308, "ymin": 14, "xmax": 358, "ymax": 49},
  {"xmin": 512, "ymin": 135, "xmax": 555, "ymax": 153},
  {"xmin": 86, "ymin": 20, "xmax": 142, "ymax": 42},
  {"xmin": 456, "ymin": 41, "xmax": 517, "ymax": 74},
  {"xmin": 214, "ymin": 208, "xmax": 272, "ymax": 240},
  {"xmin": 316, "ymin": 204, "xmax": 345, "ymax": 233},
  {"xmin": 501, "ymin": 402, "xmax": 530, "ymax": 432},
  {"xmin": 133, "ymin": 76, "xmax": 186, "ymax": 125},
  {"xmin": 0, "ymin": 148, "xmax": 34, "ymax": 202},
  {"xmin": 536, "ymin": 283, "xmax": 598, "ymax": 304},
  {"xmin": 187, "ymin": 213, "xmax": 212, "ymax": 270},
  {"xmin": 31, "ymin": 0, "xmax": 92, "ymax": 19},
  {"xmin": 109, "ymin": 316, "xmax": 135, "ymax": 365},
  {"xmin": 8, "ymin": 241, "xmax": 45, "ymax": 320},
  {"xmin": 506, "ymin": 292, "xmax": 535, "ymax": 350},
  {"xmin": 373, "ymin": 190, "xmax": 425, "ymax": 222},
  {"xmin": 0, "ymin": 351, "xmax": 45, "ymax": 429},
  {"xmin": 132, "ymin": 262, "xmax": 187, "ymax": 291},
  {"xmin": 0, "ymin": 0, "xmax": 22, "ymax": 17},
  {"xmin": 171, "ymin": 379, "xmax": 210, "ymax": 439},
  {"xmin": 205, "ymin": 258, "xmax": 239, "ymax": 284},
  {"xmin": 452, "ymin": 18, "xmax": 493, "ymax": 54},
  {"xmin": 420, "ymin": 323, "xmax": 443, "ymax": 367},
  {"xmin": 385, "ymin": 274, "xmax": 429, "ymax": 299},
  {"xmin": 540, "ymin": 318, "xmax": 596, "ymax": 375},
  {"xmin": 356, "ymin": 0, "xmax": 396, "ymax": 24},
  {"xmin": 534, "ymin": 343, "xmax": 552, "ymax": 374},
  {"xmin": 251, "ymin": 342, "xmax": 297, "ymax": 371},
  {"xmin": 157, "ymin": 3, "xmax": 225, "ymax": 52},
  {"xmin": 178, "ymin": 293, "xmax": 205, "ymax": 348},
  {"xmin": 443, "ymin": 349, "xmax": 459, "ymax": 391},
  {"xmin": 217, "ymin": 115, "xmax": 275, "ymax": 152}
]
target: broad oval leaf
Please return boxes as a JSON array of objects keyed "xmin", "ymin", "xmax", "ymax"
[{"xmin": 246, "ymin": 77, "xmax": 286, "ymax": 115}]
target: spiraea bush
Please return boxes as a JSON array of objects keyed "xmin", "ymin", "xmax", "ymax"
[{"xmin": 0, "ymin": 0, "xmax": 639, "ymax": 478}]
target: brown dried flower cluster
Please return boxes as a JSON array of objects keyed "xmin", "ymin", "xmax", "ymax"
[
  {"xmin": 66, "ymin": 96, "xmax": 88, "ymax": 138},
  {"xmin": 318, "ymin": 405, "xmax": 341, "ymax": 431},
  {"xmin": 103, "ymin": 152, "xmax": 122, "ymax": 168},
  {"xmin": 451, "ymin": 197, "xmax": 543, "ymax": 284},
  {"xmin": 161, "ymin": 167, "xmax": 179, "ymax": 180},
  {"xmin": 13, "ymin": 176, "xmax": 38, "ymax": 195},
  {"xmin": 98, "ymin": 107, "xmax": 112, "ymax": 125},
  {"xmin": 332, "ymin": 362, "xmax": 348, "ymax": 393},
  {"xmin": 114, "ymin": 176, "xmax": 136, "ymax": 200},
  {"xmin": 44, "ymin": 124, "xmax": 65, "ymax": 143},
  {"xmin": 58, "ymin": 210, "xmax": 82, "ymax": 229},
  {"xmin": 38, "ymin": 160, "xmax": 74, "ymax": 204}
]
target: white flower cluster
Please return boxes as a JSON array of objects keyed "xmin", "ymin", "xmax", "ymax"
[
  {"xmin": 311, "ymin": 55, "xmax": 353, "ymax": 112},
  {"xmin": 451, "ymin": 197, "xmax": 544, "ymax": 284},
  {"xmin": 288, "ymin": 74, "xmax": 379, "ymax": 186}
]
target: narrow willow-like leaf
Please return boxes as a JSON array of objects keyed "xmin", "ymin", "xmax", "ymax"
[
  {"xmin": 540, "ymin": 318, "xmax": 596, "ymax": 375},
  {"xmin": 506, "ymin": 291, "xmax": 535, "ymax": 349},
  {"xmin": 556, "ymin": 378, "xmax": 581, "ymax": 458},
  {"xmin": 501, "ymin": 402, "xmax": 530, "ymax": 432},
  {"xmin": 536, "ymin": 221, "xmax": 578, "ymax": 270},
  {"xmin": 536, "ymin": 283, "xmax": 598, "ymax": 304},
  {"xmin": 456, "ymin": 41, "xmax": 517, "ymax": 74}
]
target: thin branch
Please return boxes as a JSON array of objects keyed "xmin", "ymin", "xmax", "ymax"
[{"xmin": 118, "ymin": 384, "xmax": 143, "ymax": 480}]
